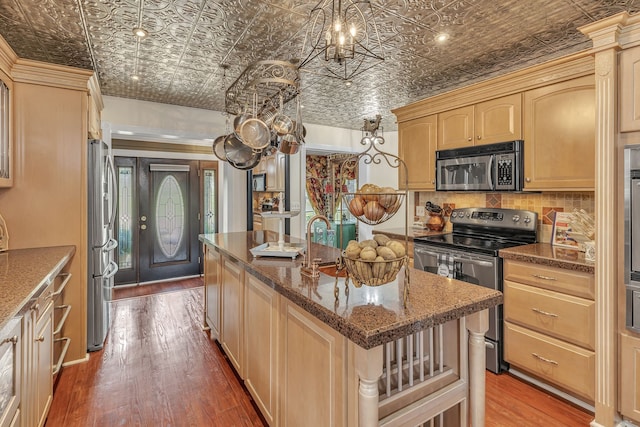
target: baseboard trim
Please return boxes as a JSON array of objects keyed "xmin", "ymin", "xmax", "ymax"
[{"xmin": 62, "ymin": 353, "xmax": 90, "ymax": 367}]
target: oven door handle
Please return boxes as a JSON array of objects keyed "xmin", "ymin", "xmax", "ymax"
[
  {"xmin": 452, "ymin": 257, "xmax": 494, "ymax": 267},
  {"xmin": 414, "ymin": 248, "xmax": 442, "ymax": 257}
]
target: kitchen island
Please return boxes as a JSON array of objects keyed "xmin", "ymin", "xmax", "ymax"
[{"xmin": 200, "ymin": 231, "xmax": 502, "ymax": 426}]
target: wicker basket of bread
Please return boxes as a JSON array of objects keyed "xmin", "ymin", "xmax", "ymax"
[{"xmin": 342, "ymin": 234, "xmax": 407, "ymax": 287}]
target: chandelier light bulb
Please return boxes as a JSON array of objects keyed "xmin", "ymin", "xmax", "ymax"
[
  {"xmin": 339, "ymin": 34, "xmax": 345, "ymax": 45},
  {"xmin": 350, "ymin": 24, "xmax": 356, "ymax": 37},
  {"xmin": 334, "ymin": 20, "xmax": 341, "ymax": 32}
]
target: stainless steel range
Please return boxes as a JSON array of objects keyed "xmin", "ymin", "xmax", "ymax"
[{"xmin": 413, "ymin": 207, "xmax": 538, "ymax": 373}]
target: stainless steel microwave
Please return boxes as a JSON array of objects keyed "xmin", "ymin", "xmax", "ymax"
[
  {"xmin": 435, "ymin": 140, "xmax": 524, "ymax": 192},
  {"xmin": 252, "ymin": 173, "xmax": 266, "ymax": 192}
]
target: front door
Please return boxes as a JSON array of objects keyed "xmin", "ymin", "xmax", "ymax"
[{"xmin": 114, "ymin": 157, "xmax": 201, "ymax": 284}]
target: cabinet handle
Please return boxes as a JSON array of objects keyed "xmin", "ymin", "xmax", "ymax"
[
  {"xmin": 532, "ymin": 353, "xmax": 558, "ymax": 365},
  {"xmin": 1, "ymin": 336, "xmax": 17, "ymax": 346},
  {"xmin": 36, "ymin": 335, "xmax": 45, "ymax": 342},
  {"xmin": 531, "ymin": 274, "xmax": 556, "ymax": 281},
  {"xmin": 531, "ymin": 307, "xmax": 559, "ymax": 318}
]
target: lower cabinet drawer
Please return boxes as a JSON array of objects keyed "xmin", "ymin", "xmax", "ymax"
[
  {"xmin": 504, "ymin": 322, "xmax": 595, "ymax": 401},
  {"xmin": 504, "ymin": 280, "xmax": 595, "ymax": 349}
]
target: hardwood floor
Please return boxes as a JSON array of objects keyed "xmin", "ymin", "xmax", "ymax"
[
  {"xmin": 47, "ymin": 279, "xmax": 594, "ymax": 427},
  {"xmin": 112, "ymin": 276, "xmax": 203, "ymax": 300},
  {"xmin": 47, "ymin": 284, "xmax": 266, "ymax": 427}
]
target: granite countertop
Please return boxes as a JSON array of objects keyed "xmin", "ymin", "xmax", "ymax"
[
  {"xmin": 0, "ymin": 246, "xmax": 76, "ymax": 331},
  {"xmin": 372, "ymin": 227, "xmax": 448, "ymax": 241},
  {"xmin": 499, "ymin": 243, "xmax": 594, "ymax": 274},
  {"xmin": 200, "ymin": 231, "xmax": 502, "ymax": 349}
]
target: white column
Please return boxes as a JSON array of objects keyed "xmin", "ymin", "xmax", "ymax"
[
  {"xmin": 354, "ymin": 344, "xmax": 384, "ymax": 427},
  {"xmin": 466, "ymin": 309, "xmax": 489, "ymax": 427}
]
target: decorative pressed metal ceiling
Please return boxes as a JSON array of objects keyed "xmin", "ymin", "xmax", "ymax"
[{"xmin": 0, "ymin": 0, "xmax": 639, "ymax": 131}]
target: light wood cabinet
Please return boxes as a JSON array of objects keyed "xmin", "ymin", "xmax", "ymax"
[
  {"xmin": 503, "ymin": 259, "xmax": 595, "ymax": 402},
  {"xmin": 0, "ymin": 69, "xmax": 12, "ymax": 188},
  {"xmin": 437, "ymin": 94, "xmax": 522, "ymax": 150},
  {"xmin": 244, "ymin": 275, "xmax": 279, "ymax": 426},
  {"xmin": 279, "ymin": 299, "xmax": 346, "ymax": 427},
  {"xmin": 0, "ymin": 319, "xmax": 21, "ymax": 427},
  {"xmin": 397, "ymin": 115, "xmax": 437, "ymax": 190},
  {"xmin": 204, "ymin": 246, "xmax": 221, "ymax": 340},
  {"xmin": 620, "ymin": 46, "xmax": 640, "ymax": 132},
  {"xmin": 620, "ymin": 332, "xmax": 640, "ymax": 423},
  {"xmin": 33, "ymin": 303, "xmax": 53, "ymax": 427},
  {"xmin": 221, "ymin": 258, "xmax": 244, "ymax": 377},
  {"xmin": 438, "ymin": 105, "xmax": 474, "ymax": 150},
  {"xmin": 523, "ymin": 75, "xmax": 595, "ymax": 190}
]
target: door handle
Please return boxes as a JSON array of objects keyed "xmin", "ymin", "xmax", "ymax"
[{"xmin": 452, "ymin": 257, "xmax": 494, "ymax": 267}]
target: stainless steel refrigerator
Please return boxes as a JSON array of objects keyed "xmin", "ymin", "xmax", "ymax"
[{"xmin": 87, "ymin": 137, "xmax": 118, "ymax": 351}]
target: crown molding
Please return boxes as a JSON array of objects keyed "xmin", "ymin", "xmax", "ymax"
[
  {"xmin": 87, "ymin": 73, "xmax": 103, "ymax": 110},
  {"xmin": 392, "ymin": 51, "xmax": 595, "ymax": 123},
  {"xmin": 11, "ymin": 58, "xmax": 93, "ymax": 91},
  {"xmin": 0, "ymin": 34, "xmax": 17, "ymax": 79}
]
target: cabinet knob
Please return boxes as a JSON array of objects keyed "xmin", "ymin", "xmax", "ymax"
[
  {"xmin": 36, "ymin": 335, "xmax": 45, "ymax": 342},
  {"xmin": 477, "ymin": 135, "xmax": 481, "ymax": 140},
  {"xmin": 467, "ymin": 137, "xmax": 472, "ymax": 141},
  {"xmin": 525, "ymin": 177, "xmax": 531, "ymax": 183},
  {"xmin": 141, "ymin": 224, "xmax": 147, "ymax": 230}
]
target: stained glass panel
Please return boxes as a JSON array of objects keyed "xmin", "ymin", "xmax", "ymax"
[
  {"xmin": 117, "ymin": 166, "xmax": 133, "ymax": 269},
  {"xmin": 204, "ymin": 169, "xmax": 216, "ymax": 234},
  {"xmin": 155, "ymin": 175, "xmax": 185, "ymax": 258}
]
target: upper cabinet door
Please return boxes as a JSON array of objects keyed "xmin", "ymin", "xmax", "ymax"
[
  {"xmin": 523, "ymin": 75, "xmax": 595, "ymax": 191},
  {"xmin": 0, "ymin": 70, "xmax": 12, "ymax": 188},
  {"xmin": 620, "ymin": 46, "xmax": 640, "ymax": 132},
  {"xmin": 398, "ymin": 115, "xmax": 437, "ymax": 190},
  {"xmin": 474, "ymin": 93, "xmax": 522, "ymax": 145},
  {"xmin": 438, "ymin": 105, "xmax": 474, "ymax": 150}
]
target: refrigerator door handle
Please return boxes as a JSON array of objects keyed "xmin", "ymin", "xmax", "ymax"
[
  {"xmin": 103, "ymin": 260, "xmax": 119, "ymax": 280},
  {"xmin": 105, "ymin": 153, "xmax": 118, "ymax": 230},
  {"xmin": 102, "ymin": 237, "xmax": 118, "ymax": 253}
]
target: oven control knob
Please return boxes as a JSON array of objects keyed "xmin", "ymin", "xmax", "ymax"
[
  {"xmin": 512, "ymin": 215, "xmax": 520, "ymax": 223},
  {"xmin": 524, "ymin": 216, "xmax": 531, "ymax": 224},
  {"xmin": 451, "ymin": 212, "xmax": 457, "ymax": 218}
]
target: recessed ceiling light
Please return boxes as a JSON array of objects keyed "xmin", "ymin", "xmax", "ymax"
[
  {"xmin": 345, "ymin": 80, "xmax": 353, "ymax": 87},
  {"xmin": 132, "ymin": 27, "xmax": 148, "ymax": 38},
  {"xmin": 435, "ymin": 33, "xmax": 449, "ymax": 43},
  {"xmin": 131, "ymin": 75, "xmax": 140, "ymax": 81}
]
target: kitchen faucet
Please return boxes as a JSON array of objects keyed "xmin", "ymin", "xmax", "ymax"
[{"xmin": 301, "ymin": 214, "xmax": 331, "ymax": 278}]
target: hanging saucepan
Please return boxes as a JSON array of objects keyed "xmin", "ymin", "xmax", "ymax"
[
  {"xmin": 279, "ymin": 133, "xmax": 299, "ymax": 155},
  {"xmin": 272, "ymin": 114, "xmax": 293, "ymax": 136},
  {"xmin": 233, "ymin": 113, "xmax": 252, "ymax": 137},
  {"xmin": 259, "ymin": 105, "xmax": 278, "ymax": 126},
  {"xmin": 224, "ymin": 133, "xmax": 254, "ymax": 165},
  {"xmin": 291, "ymin": 120, "xmax": 307, "ymax": 142},
  {"xmin": 212, "ymin": 135, "xmax": 228, "ymax": 161},
  {"xmin": 239, "ymin": 118, "xmax": 270, "ymax": 150},
  {"xmin": 229, "ymin": 148, "xmax": 262, "ymax": 170}
]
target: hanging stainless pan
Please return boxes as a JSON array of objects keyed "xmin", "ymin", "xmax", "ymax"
[
  {"xmin": 229, "ymin": 148, "xmax": 262, "ymax": 170},
  {"xmin": 212, "ymin": 135, "xmax": 228, "ymax": 161},
  {"xmin": 239, "ymin": 118, "xmax": 270, "ymax": 150},
  {"xmin": 224, "ymin": 133, "xmax": 254, "ymax": 165},
  {"xmin": 233, "ymin": 113, "xmax": 252, "ymax": 137}
]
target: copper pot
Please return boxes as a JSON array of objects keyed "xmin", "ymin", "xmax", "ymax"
[{"xmin": 279, "ymin": 134, "xmax": 299, "ymax": 155}]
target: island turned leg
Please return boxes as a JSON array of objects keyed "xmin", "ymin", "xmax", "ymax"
[
  {"xmin": 466, "ymin": 309, "xmax": 489, "ymax": 427},
  {"xmin": 354, "ymin": 344, "xmax": 384, "ymax": 427}
]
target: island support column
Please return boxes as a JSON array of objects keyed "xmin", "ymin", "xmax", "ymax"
[
  {"xmin": 354, "ymin": 344, "xmax": 384, "ymax": 427},
  {"xmin": 467, "ymin": 309, "xmax": 489, "ymax": 427}
]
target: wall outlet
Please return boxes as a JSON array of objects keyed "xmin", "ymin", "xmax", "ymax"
[
  {"xmin": 416, "ymin": 206, "xmax": 425, "ymax": 216},
  {"xmin": 291, "ymin": 201, "xmax": 301, "ymax": 211}
]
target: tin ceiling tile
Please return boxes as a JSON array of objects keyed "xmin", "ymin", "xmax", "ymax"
[{"xmin": 0, "ymin": 0, "xmax": 639, "ymax": 130}]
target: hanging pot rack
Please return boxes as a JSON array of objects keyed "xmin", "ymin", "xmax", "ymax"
[{"xmin": 224, "ymin": 60, "xmax": 300, "ymax": 117}]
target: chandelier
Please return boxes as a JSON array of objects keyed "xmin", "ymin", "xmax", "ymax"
[{"xmin": 298, "ymin": 0, "xmax": 384, "ymax": 82}]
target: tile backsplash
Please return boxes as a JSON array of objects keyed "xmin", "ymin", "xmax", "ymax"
[{"xmin": 415, "ymin": 191, "xmax": 595, "ymax": 243}]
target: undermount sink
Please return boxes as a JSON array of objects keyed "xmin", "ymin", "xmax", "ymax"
[{"xmin": 317, "ymin": 263, "xmax": 347, "ymax": 278}]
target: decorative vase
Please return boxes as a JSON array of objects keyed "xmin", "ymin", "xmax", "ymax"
[{"xmin": 426, "ymin": 211, "xmax": 446, "ymax": 231}]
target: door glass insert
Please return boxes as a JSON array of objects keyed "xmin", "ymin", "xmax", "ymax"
[
  {"xmin": 204, "ymin": 169, "xmax": 216, "ymax": 234},
  {"xmin": 117, "ymin": 166, "xmax": 133, "ymax": 269},
  {"xmin": 155, "ymin": 174, "xmax": 186, "ymax": 259}
]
